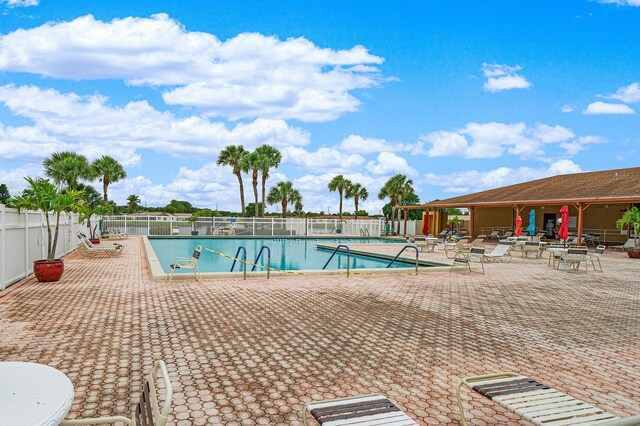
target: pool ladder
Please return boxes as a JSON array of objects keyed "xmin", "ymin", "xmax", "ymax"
[
  {"xmin": 251, "ymin": 245, "xmax": 271, "ymax": 279},
  {"xmin": 322, "ymin": 244, "xmax": 351, "ymax": 277},
  {"xmin": 230, "ymin": 245, "xmax": 248, "ymax": 280},
  {"xmin": 387, "ymin": 245, "xmax": 419, "ymax": 274}
]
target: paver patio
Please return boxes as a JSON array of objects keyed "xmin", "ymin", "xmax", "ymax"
[{"xmin": 1, "ymin": 237, "xmax": 639, "ymax": 425}]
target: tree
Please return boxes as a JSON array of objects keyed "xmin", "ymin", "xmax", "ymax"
[
  {"xmin": 245, "ymin": 202, "xmax": 264, "ymax": 218},
  {"xmin": 241, "ymin": 151, "xmax": 262, "ymax": 218},
  {"xmin": 92, "ymin": 155, "xmax": 127, "ymax": 205},
  {"xmin": 294, "ymin": 200, "xmax": 303, "ymax": 215},
  {"xmin": 327, "ymin": 175, "xmax": 351, "ymax": 219},
  {"xmin": 345, "ymin": 182, "xmax": 368, "ymax": 220},
  {"xmin": 0, "ymin": 184, "xmax": 10, "ymax": 204},
  {"xmin": 217, "ymin": 145, "xmax": 249, "ymax": 216},
  {"xmin": 76, "ymin": 184, "xmax": 108, "ymax": 239},
  {"xmin": 255, "ymin": 145, "xmax": 282, "ymax": 217},
  {"xmin": 164, "ymin": 199, "xmax": 194, "ymax": 213},
  {"xmin": 617, "ymin": 206, "xmax": 640, "ymax": 249},
  {"xmin": 43, "ymin": 151, "xmax": 94, "ymax": 189},
  {"xmin": 267, "ymin": 181, "xmax": 302, "ymax": 219},
  {"xmin": 127, "ymin": 194, "xmax": 141, "ymax": 213},
  {"xmin": 445, "ymin": 207, "xmax": 464, "ymax": 216},
  {"xmin": 378, "ymin": 174, "xmax": 414, "ymax": 235}
]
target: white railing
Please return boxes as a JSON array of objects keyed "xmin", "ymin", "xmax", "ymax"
[
  {"xmin": 102, "ymin": 216, "xmax": 384, "ymax": 237},
  {"xmin": 0, "ymin": 205, "xmax": 85, "ymax": 290},
  {"xmin": 479, "ymin": 226, "xmax": 628, "ymax": 243}
]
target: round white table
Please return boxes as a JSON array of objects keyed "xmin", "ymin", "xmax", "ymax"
[{"xmin": 0, "ymin": 362, "xmax": 74, "ymax": 426}]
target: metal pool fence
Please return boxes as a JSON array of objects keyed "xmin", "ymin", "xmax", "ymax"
[
  {"xmin": 0, "ymin": 205, "xmax": 85, "ymax": 290},
  {"xmin": 102, "ymin": 216, "xmax": 384, "ymax": 237}
]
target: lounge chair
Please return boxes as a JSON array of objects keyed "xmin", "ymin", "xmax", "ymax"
[
  {"xmin": 609, "ymin": 238, "xmax": 636, "ymax": 252},
  {"xmin": 436, "ymin": 229, "xmax": 448, "ymax": 239},
  {"xmin": 588, "ymin": 245, "xmax": 605, "ymax": 272},
  {"xmin": 77, "ymin": 232, "xmax": 122, "ymax": 249},
  {"xmin": 557, "ymin": 247, "xmax": 589, "ymax": 271},
  {"xmin": 456, "ymin": 372, "xmax": 640, "ymax": 426},
  {"xmin": 450, "ymin": 247, "xmax": 485, "ymax": 274},
  {"xmin": 61, "ymin": 360, "xmax": 173, "ymax": 426},
  {"xmin": 103, "ymin": 229, "xmax": 128, "ymax": 240},
  {"xmin": 523, "ymin": 241, "xmax": 542, "ymax": 259},
  {"xmin": 533, "ymin": 232, "xmax": 546, "ymax": 242},
  {"xmin": 167, "ymin": 245, "xmax": 203, "ymax": 282},
  {"xmin": 483, "ymin": 241, "xmax": 513, "ymax": 262},
  {"xmin": 302, "ymin": 394, "xmax": 418, "ymax": 426},
  {"xmin": 486, "ymin": 230, "xmax": 500, "ymax": 241},
  {"xmin": 501, "ymin": 231, "xmax": 514, "ymax": 239},
  {"xmin": 443, "ymin": 237, "xmax": 470, "ymax": 258}
]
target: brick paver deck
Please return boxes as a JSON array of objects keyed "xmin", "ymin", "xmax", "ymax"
[{"xmin": 1, "ymin": 237, "xmax": 639, "ymax": 425}]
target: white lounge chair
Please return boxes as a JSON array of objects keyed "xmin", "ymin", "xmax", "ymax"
[
  {"xmin": 167, "ymin": 245, "xmax": 203, "ymax": 282},
  {"xmin": 588, "ymin": 245, "xmax": 606, "ymax": 272},
  {"xmin": 609, "ymin": 238, "xmax": 636, "ymax": 251},
  {"xmin": 483, "ymin": 241, "xmax": 513, "ymax": 262},
  {"xmin": 457, "ymin": 372, "xmax": 640, "ymax": 426},
  {"xmin": 501, "ymin": 231, "xmax": 514, "ymax": 239},
  {"xmin": 450, "ymin": 247, "xmax": 485, "ymax": 274},
  {"xmin": 61, "ymin": 360, "xmax": 173, "ymax": 426},
  {"xmin": 486, "ymin": 230, "xmax": 500, "ymax": 241},
  {"xmin": 303, "ymin": 394, "xmax": 418, "ymax": 426},
  {"xmin": 522, "ymin": 241, "xmax": 542, "ymax": 259},
  {"xmin": 557, "ymin": 247, "xmax": 589, "ymax": 271}
]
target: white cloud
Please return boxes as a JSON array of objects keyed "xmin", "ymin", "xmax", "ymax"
[
  {"xmin": 561, "ymin": 105, "xmax": 574, "ymax": 113},
  {"xmin": 281, "ymin": 146, "xmax": 366, "ymax": 172},
  {"xmin": 600, "ymin": 82, "xmax": 640, "ymax": 103},
  {"xmin": 337, "ymin": 135, "xmax": 408, "ymax": 154},
  {"xmin": 482, "ymin": 63, "xmax": 531, "ymax": 92},
  {"xmin": 559, "ymin": 135, "xmax": 607, "ymax": 156},
  {"xmin": 583, "ymin": 101, "xmax": 635, "ymax": 115},
  {"xmin": 596, "ymin": 0, "xmax": 640, "ymax": 6},
  {"xmin": 366, "ymin": 152, "xmax": 417, "ymax": 175},
  {"xmin": 419, "ymin": 122, "xmax": 582, "ymax": 159},
  {"xmin": 1, "ymin": 0, "xmax": 38, "ymax": 7},
  {"xmin": 0, "ymin": 14, "xmax": 384, "ymax": 122},
  {"xmin": 425, "ymin": 160, "xmax": 583, "ymax": 194},
  {"xmin": 0, "ymin": 85, "xmax": 310, "ymax": 165}
]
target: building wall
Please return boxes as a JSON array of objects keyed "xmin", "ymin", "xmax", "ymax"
[{"xmin": 470, "ymin": 203, "xmax": 630, "ymax": 242}]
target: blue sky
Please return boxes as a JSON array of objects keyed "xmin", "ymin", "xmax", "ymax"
[{"xmin": 0, "ymin": 0, "xmax": 638, "ymax": 213}]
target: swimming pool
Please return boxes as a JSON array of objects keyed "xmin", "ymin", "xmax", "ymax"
[{"xmin": 148, "ymin": 237, "xmax": 415, "ymax": 274}]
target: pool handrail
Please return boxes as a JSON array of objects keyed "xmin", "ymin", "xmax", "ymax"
[
  {"xmin": 230, "ymin": 245, "xmax": 248, "ymax": 280},
  {"xmin": 322, "ymin": 244, "xmax": 351, "ymax": 277},
  {"xmin": 387, "ymin": 245, "xmax": 419, "ymax": 274},
  {"xmin": 251, "ymin": 245, "xmax": 271, "ymax": 279}
]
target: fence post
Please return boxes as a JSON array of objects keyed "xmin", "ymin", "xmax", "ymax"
[
  {"xmin": 1, "ymin": 205, "xmax": 5, "ymax": 290},
  {"xmin": 124, "ymin": 216, "xmax": 128, "ymax": 235},
  {"xmin": 253, "ymin": 218, "xmax": 256, "ymax": 236},
  {"xmin": 271, "ymin": 218, "xmax": 274, "ymax": 236}
]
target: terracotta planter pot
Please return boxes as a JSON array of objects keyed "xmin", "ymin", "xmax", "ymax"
[
  {"xmin": 627, "ymin": 249, "xmax": 640, "ymax": 259},
  {"xmin": 33, "ymin": 259, "xmax": 64, "ymax": 282},
  {"xmin": 89, "ymin": 238, "xmax": 101, "ymax": 245}
]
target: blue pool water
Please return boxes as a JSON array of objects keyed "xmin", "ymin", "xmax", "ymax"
[{"xmin": 149, "ymin": 237, "xmax": 413, "ymax": 273}]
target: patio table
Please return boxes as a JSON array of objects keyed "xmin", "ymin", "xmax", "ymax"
[
  {"xmin": 547, "ymin": 247, "xmax": 568, "ymax": 267},
  {"xmin": 0, "ymin": 362, "xmax": 74, "ymax": 425}
]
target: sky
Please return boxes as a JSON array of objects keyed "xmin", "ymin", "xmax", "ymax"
[{"xmin": 0, "ymin": 0, "xmax": 639, "ymax": 214}]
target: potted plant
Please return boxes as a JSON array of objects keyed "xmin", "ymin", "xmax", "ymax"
[
  {"xmin": 189, "ymin": 213, "xmax": 199, "ymax": 236},
  {"xmin": 9, "ymin": 177, "xmax": 85, "ymax": 282},
  {"xmin": 617, "ymin": 206, "xmax": 640, "ymax": 258},
  {"xmin": 79, "ymin": 203, "xmax": 109, "ymax": 244}
]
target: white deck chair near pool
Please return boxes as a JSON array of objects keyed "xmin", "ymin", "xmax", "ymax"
[
  {"xmin": 167, "ymin": 245, "xmax": 203, "ymax": 282},
  {"xmin": 523, "ymin": 241, "xmax": 542, "ymax": 259},
  {"xmin": 588, "ymin": 245, "xmax": 606, "ymax": 272},
  {"xmin": 483, "ymin": 241, "xmax": 513, "ymax": 262},
  {"xmin": 501, "ymin": 231, "xmax": 514, "ymax": 239},
  {"xmin": 456, "ymin": 372, "xmax": 640, "ymax": 426},
  {"xmin": 609, "ymin": 238, "xmax": 636, "ymax": 252},
  {"xmin": 556, "ymin": 247, "xmax": 589, "ymax": 271},
  {"xmin": 486, "ymin": 230, "xmax": 500, "ymax": 241},
  {"xmin": 61, "ymin": 360, "xmax": 173, "ymax": 426},
  {"xmin": 302, "ymin": 394, "xmax": 419, "ymax": 426},
  {"xmin": 450, "ymin": 247, "xmax": 485, "ymax": 274},
  {"xmin": 533, "ymin": 232, "xmax": 546, "ymax": 241},
  {"xmin": 77, "ymin": 232, "xmax": 123, "ymax": 249}
]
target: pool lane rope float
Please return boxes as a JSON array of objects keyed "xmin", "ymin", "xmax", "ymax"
[{"xmin": 199, "ymin": 245, "xmax": 420, "ymax": 279}]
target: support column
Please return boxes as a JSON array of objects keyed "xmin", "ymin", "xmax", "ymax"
[
  {"xmin": 577, "ymin": 203, "xmax": 584, "ymax": 246},
  {"xmin": 403, "ymin": 208, "xmax": 408, "ymax": 237},
  {"xmin": 469, "ymin": 206, "xmax": 475, "ymax": 240}
]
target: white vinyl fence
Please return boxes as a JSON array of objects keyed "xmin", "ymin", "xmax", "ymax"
[
  {"xmin": 1, "ymin": 205, "xmax": 85, "ymax": 290},
  {"xmin": 102, "ymin": 216, "xmax": 384, "ymax": 238}
]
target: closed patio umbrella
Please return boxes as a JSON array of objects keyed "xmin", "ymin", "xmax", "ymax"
[
  {"xmin": 558, "ymin": 205, "xmax": 569, "ymax": 242},
  {"xmin": 527, "ymin": 209, "xmax": 536, "ymax": 236},
  {"xmin": 422, "ymin": 209, "xmax": 429, "ymax": 236},
  {"xmin": 515, "ymin": 215, "xmax": 522, "ymax": 237}
]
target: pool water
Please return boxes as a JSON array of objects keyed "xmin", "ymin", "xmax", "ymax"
[{"xmin": 149, "ymin": 237, "xmax": 412, "ymax": 273}]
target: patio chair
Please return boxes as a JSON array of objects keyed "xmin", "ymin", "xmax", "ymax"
[
  {"xmin": 483, "ymin": 241, "xmax": 513, "ymax": 262},
  {"xmin": 302, "ymin": 394, "xmax": 419, "ymax": 426},
  {"xmin": 588, "ymin": 245, "xmax": 606, "ymax": 272},
  {"xmin": 167, "ymin": 245, "xmax": 203, "ymax": 282},
  {"xmin": 556, "ymin": 247, "xmax": 589, "ymax": 271},
  {"xmin": 456, "ymin": 372, "xmax": 640, "ymax": 426},
  {"xmin": 77, "ymin": 232, "xmax": 123, "ymax": 249},
  {"xmin": 61, "ymin": 360, "xmax": 173, "ymax": 426},
  {"xmin": 609, "ymin": 238, "xmax": 635, "ymax": 252},
  {"xmin": 486, "ymin": 230, "xmax": 500, "ymax": 241},
  {"xmin": 443, "ymin": 237, "xmax": 470, "ymax": 258},
  {"xmin": 533, "ymin": 232, "xmax": 546, "ymax": 241},
  {"xmin": 501, "ymin": 231, "xmax": 514, "ymax": 239},
  {"xmin": 522, "ymin": 241, "xmax": 542, "ymax": 259},
  {"xmin": 450, "ymin": 247, "xmax": 485, "ymax": 274}
]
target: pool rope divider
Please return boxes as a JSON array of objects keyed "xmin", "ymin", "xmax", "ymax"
[{"xmin": 199, "ymin": 245, "xmax": 420, "ymax": 280}]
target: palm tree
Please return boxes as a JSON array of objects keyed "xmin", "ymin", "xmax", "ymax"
[
  {"xmin": 617, "ymin": 206, "xmax": 640, "ymax": 249},
  {"xmin": 255, "ymin": 145, "xmax": 282, "ymax": 217},
  {"xmin": 267, "ymin": 181, "xmax": 302, "ymax": 219},
  {"xmin": 91, "ymin": 155, "xmax": 127, "ymax": 205},
  {"xmin": 345, "ymin": 182, "xmax": 369, "ymax": 220},
  {"xmin": 378, "ymin": 178, "xmax": 398, "ymax": 232},
  {"xmin": 327, "ymin": 175, "xmax": 351, "ymax": 219},
  {"xmin": 217, "ymin": 145, "xmax": 249, "ymax": 216},
  {"xmin": 127, "ymin": 194, "xmax": 141, "ymax": 213},
  {"xmin": 294, "ymin": 200, "xmax": 304, "ymax": 216},
  {"xmin": 241, "ymin": 151, "xmax": 262, "ymax": 218},
  {"xmin": 390, "ymin": 174, "xmax": 414, "ymax": 234},
  {"xmin": 43, "ymin": 151, "xmax": 94, "ymax": 189}
]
